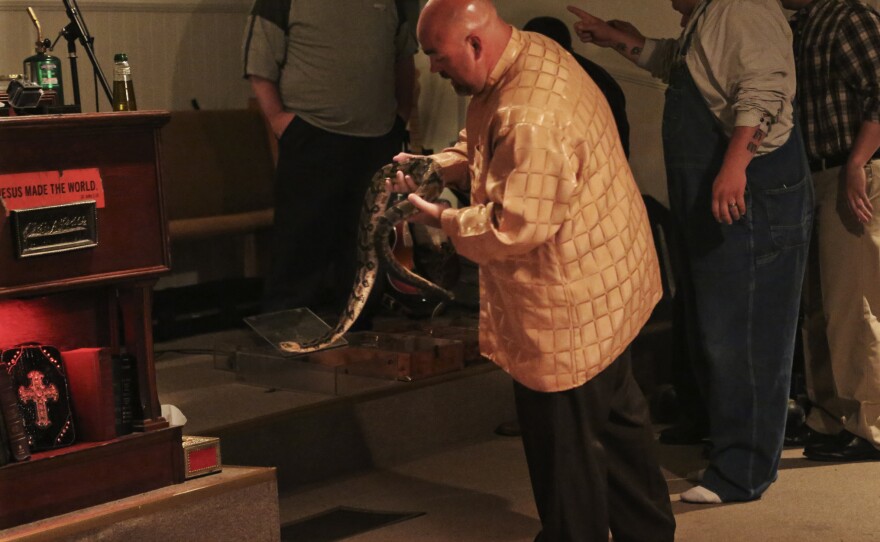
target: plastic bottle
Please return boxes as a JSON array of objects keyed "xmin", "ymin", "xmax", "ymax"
[{"xmin": 112, "ymin": 53, "xmax": 137, "ymax": 111}]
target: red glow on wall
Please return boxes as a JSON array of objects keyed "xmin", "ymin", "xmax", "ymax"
[{"xmin": 0, "ymin": 291, "xmax": 107, "ymax": 350}]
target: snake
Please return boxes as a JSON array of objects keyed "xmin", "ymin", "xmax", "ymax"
[{"xmin": 279, "ymin": 157, "xmax": 455, "ymax": 354}]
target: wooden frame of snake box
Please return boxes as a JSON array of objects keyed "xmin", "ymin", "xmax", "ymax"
[{"xmin": 309, "ymin": 332, "xmax": 465, "ymax": 381}]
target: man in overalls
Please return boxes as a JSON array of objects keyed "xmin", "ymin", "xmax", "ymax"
[{"xmin": 569, "ymin": 0, "xmax": 813, "ymax": 503}]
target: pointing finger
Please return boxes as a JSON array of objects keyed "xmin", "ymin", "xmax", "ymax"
[{"xmin": 567, "ymin": 5, "xmax": 596, "ymax": 21}]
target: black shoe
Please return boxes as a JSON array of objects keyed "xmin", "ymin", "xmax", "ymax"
[
  {"xmin": 495, "ymin": 420, "xmax": 522, "ymax": 437},
  {"xmin": 659, "ymin": 421, "xmax": 708, "ymax": 445},
  {"xmin": 784, "ymin": 399, "xmax": 806, "ymax": 435},
  {"xmin": 804, "ymin": 431, "xmax": 880, "ymax": 462},
  {"xmin": 784, "ymin": 425, "xmax": 840, "ymax": 447}
]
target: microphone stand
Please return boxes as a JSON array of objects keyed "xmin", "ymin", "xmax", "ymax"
[{"xmin": 59, "ymin": 0, "xmax": 113, "ymax": 109}]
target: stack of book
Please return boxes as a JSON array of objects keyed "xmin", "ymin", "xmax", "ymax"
[{"xmin": 0, "ymin": 346, "xmax": 137, "ymax": 466}]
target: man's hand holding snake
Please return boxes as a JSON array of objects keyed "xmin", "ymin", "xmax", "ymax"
[{"xmin": 389, "ymin": 153, "xmax": 449, "ymax": 228}]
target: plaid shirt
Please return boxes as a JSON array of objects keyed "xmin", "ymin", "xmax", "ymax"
[{"xmin": 791, "ymin": 0, "xmax": 880, "ymax": 160}]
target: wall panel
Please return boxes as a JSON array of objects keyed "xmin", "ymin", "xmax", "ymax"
[
  {"xmin": 1, "ymin": 0, "xmax": 681, "ymax": 203},
  {"xmin": 0, "ymin": 1, "xmax": 253, "ymax": 112}
]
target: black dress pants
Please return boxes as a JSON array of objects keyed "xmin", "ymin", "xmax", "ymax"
[
  {"xmin": 263, "ymin": 116, "xmax": 404, "ymax": 316},
  {"xmin": 515, "ymin": 349, "xmax": 675, "ymax": 542}
]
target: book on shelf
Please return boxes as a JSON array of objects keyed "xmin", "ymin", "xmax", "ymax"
[
  {"xmin": 113, "ymin": 353, "xmax": 136, "ymax": 436},
  {"xmin": 62, "ymin": 347, "xmax": 117, "ymax": 442},
  {"xmin": 62, "ymin": 348, "xmax": 138, "ymax": 440},
  {"xmin": 1, "ymin": 344, "xmax": 76, "ymax": 452},
  {"xmin": 0, "ymin": 365, "xmax": 30, "ymax": 461},
  {"xmin": 0, "ymin": 406, "xmax": 10, "ymax": 466}
]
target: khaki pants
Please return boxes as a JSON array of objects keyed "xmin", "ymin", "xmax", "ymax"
[{"xmin": 802, "ymin": 160, "xmax": 880, "ymax": 447}]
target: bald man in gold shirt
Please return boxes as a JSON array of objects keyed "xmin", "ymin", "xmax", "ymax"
[{"xmin": 389, "ymin": 1, "xmax": 675, "ymax": 540}]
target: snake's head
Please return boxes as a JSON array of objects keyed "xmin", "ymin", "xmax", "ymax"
[
  {"xmin": 393, "ymin": 156, "xmax": 439, "ymax": 185},
  {"xmin": 378, "ymin": 162, "xmax": 398, "ymax": 178}
]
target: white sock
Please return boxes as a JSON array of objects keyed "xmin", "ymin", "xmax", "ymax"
[{"xmin": 680, "ymin": 485, "xmax": 722, "ymax": 504}]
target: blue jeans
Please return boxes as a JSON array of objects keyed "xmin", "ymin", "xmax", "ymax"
[{"xmin": 663, "ymin": 60, "xmax": 812, "ymax": 501}]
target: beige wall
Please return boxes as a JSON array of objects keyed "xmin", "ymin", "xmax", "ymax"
[
  {"xmin": 0, "ymin": 0, "xmax": 253, "ymax": 111},
  {"xmin": 1, "ymin": 0, "xmax": 685, "ymax": 204}
]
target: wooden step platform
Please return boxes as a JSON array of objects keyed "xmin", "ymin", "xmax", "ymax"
[{"xmin": 0, "ymin": 466, "xmax": 279, "ymax": 541}]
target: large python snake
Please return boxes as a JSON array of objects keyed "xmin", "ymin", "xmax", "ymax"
[{"xmin": 279, "ymin": 157, "xmax": 454, "ymax": 354}]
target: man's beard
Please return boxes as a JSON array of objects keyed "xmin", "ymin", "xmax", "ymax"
[
  {"xmin": 451, "ymin": 81, "xmax": 473, "ymax": 96},
  {"xmin": 442, "ymin": 73, "xmax": 473, "ymax": 96}
]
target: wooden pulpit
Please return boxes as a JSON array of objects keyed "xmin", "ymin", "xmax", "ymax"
[{"xmin": 0, "ymin": 112, "xmax": 184, "ymax": 528}]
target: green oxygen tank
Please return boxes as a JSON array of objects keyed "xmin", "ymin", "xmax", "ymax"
[
  {"xmin": 23, "ymin": 46, "xmax": 64, "ymax": 105},
  {"xmin": 23, "ymin": 8, "xmax": 64, "ymax": 105}
]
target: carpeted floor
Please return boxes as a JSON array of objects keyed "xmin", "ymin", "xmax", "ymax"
[
  {"xmin": 155, "ymin": 327, "xmax": 880, "ymax": 542},
  {"xmin": 276, "ymin": 437, "xmax": 880, "ymax": 542},
  {"xmin": 280, "ymin": 507, "xmax": 424, "ymax": 542}
]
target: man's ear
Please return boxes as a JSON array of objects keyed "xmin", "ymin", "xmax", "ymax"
[{"xmin": 466, "ymin": 35, "xmax": 482, "ymax": 58}]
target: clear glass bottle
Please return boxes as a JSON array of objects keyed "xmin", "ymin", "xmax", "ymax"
[{"xmin": 112, "ymin": 53, "xmax": 137, "ymax": 111}]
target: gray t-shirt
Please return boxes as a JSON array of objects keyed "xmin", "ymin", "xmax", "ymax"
[{"xmin": 242, "ymin": 0, "xmax": 417, "ymax": 137}]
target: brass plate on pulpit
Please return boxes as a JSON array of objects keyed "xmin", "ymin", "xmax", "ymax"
[{"xmin": 10, "ymin": 200, "xmax": 98, "ymax": 258}]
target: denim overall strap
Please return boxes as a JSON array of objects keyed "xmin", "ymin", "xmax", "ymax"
[{"xmin": 662, "ymin": 43, "xmax": 812, "ymax": 500}]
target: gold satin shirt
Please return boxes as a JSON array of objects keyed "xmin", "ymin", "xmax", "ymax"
[{"xmin": 433, "ymin": 29, "xmax": 662, "ymax": 392}]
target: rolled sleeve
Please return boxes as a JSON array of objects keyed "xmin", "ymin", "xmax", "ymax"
[
  {"xmin": 708, "ymin": 2, "xmax": 793, "ymax": 126},
  {"xmin": 734, "ymin": 109, "xmax": 772, "ymax": 129},
  {"xmin": 636, "ymin": 38, "xmax": 678, "ymax": 83}
]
